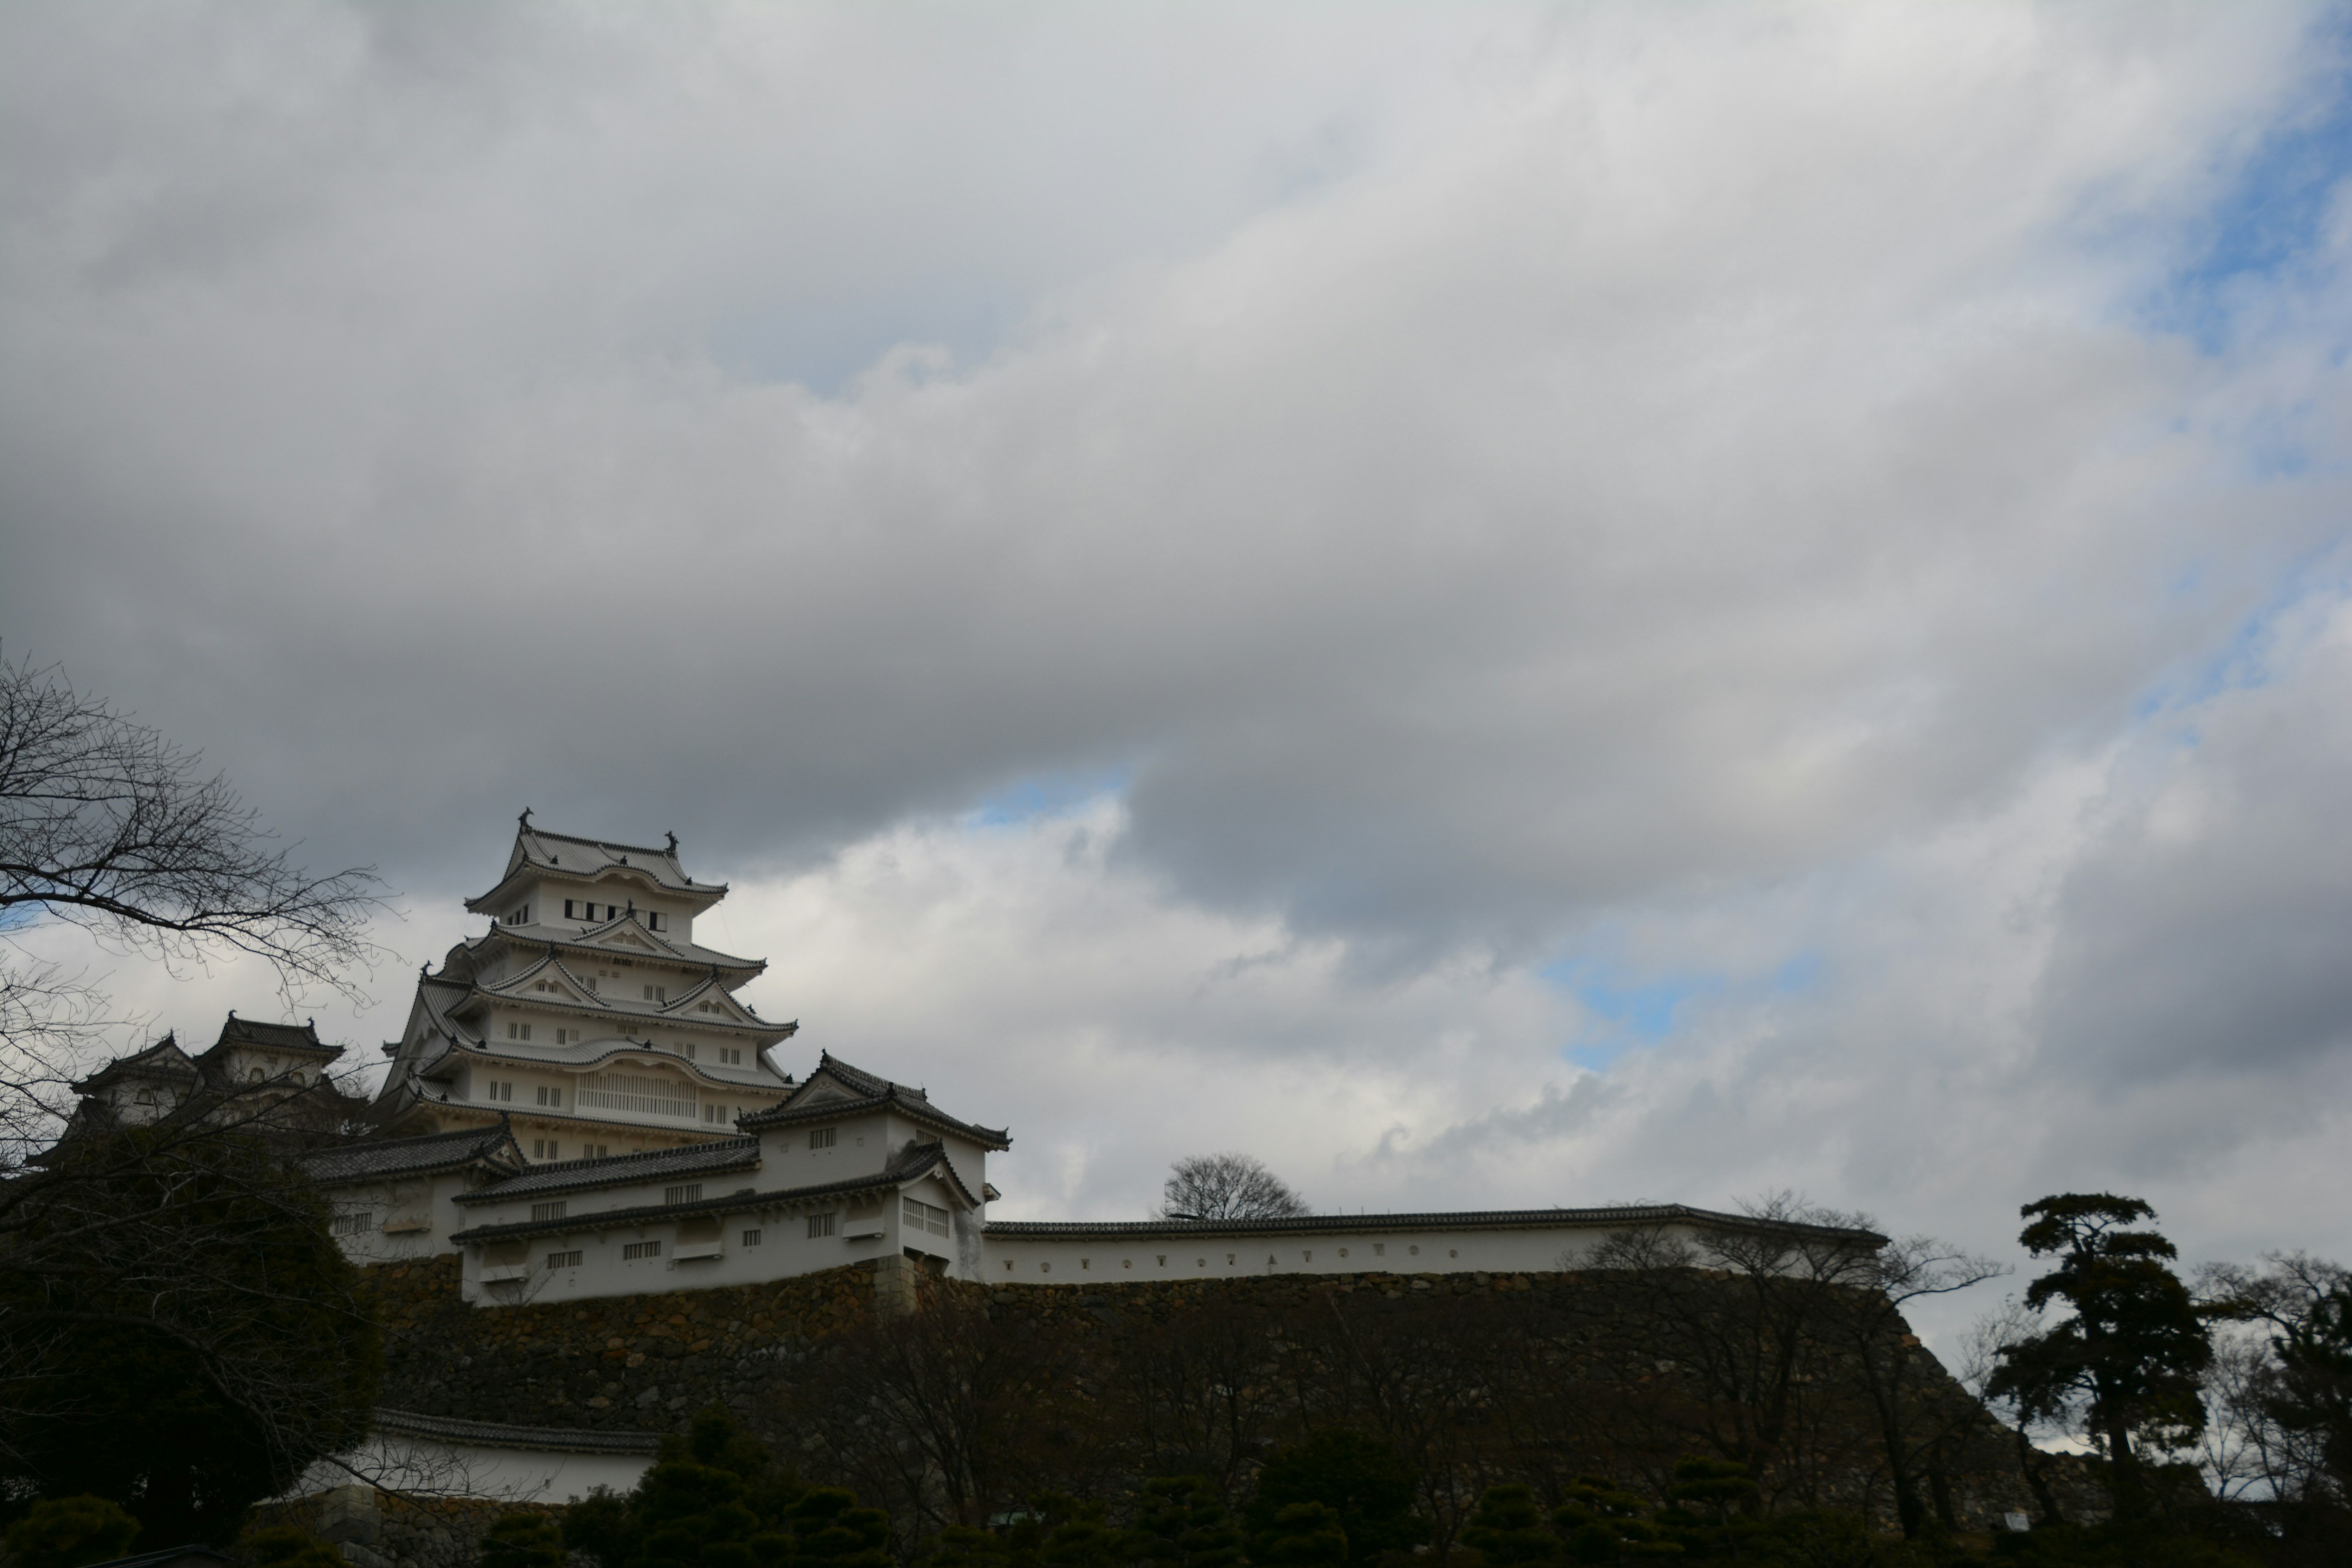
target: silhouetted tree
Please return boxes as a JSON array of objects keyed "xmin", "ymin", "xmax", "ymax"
[
  {"xmin": 2, "ymin": 1496, "xmax": 138, "ymax": 1568},
  {"xmin": 1988, "ymin": 1194, "xmax": 2215, "ymax": 1520},
  {"xmin": 0, "ymin": 1129, "xmax": 380, "ymax": 1542},
  {"xmin": 1252, "ymin": 1504, "xmax": 1348, "ymax": 1568},
  {"xmin": 1460, "ymin": 1485, "xmax": 1561, "ymax": 1566},
  {"xmin": 1159, "ymin": 1155, "xmax": 1308, "ymax": 1221},
  {"xmin": 0, "ymin": 652, "xmax": 380, "ymax": 1172},
  {"xmin": 1126, "ymin": 1476, "xmax": 1243, "ymax": 1568},
  {"xmin": 1247, "ymin": 1431, "xmax": 1428, "ymax": 1568}
]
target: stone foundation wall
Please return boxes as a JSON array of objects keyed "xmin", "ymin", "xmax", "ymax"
[
  {"xmin": 366, "ymin": 1254, "xmax": 878, "ymax": 1431},
  {"xmin": 367, "ymin": 1258, "xmax": 2081, "ymax": 1533}
]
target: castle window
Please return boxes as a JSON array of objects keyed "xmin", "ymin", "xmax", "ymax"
[
  {"xmin": 622, "ymin": 1240, "xmax": 660, "ymax": 1261},
  {"xmin": 591, "ymin": 1144, "xmax": 609, "ymax": 1158},
  {"xmin": 665, "ymin": 1184, "xmax": 702, "ymax": 1205},
  {"xmin": 483, "ymin": 1079, "xmax": 515, "ymax": 1102},
  {"xmin": 902, "ymin": 1198, "xmax": 950, "ymax": 1237},
  {"xmin": 332, "ymin": 1212, "xmax": 373, "ymax": 1236},
  {"xmin": 564, "ymin": 900, "xmax": 575, "ymax": 919},
  {"xmin": 807, "ymin": 1213, "xmax": 835, "ymax": 1239},
  {"xmin": 684, "ymin": 1042, "xmax": 698, "ymax": 1061},
  {"xmin": 742, "ymin": 1228, "xmax": 763, "ymax": 1247},
  {"xmin": 578, "ymin": 1071, "xmax": 693, "ymax": 1118},
  {"xmin": 701, "ymin": 1104, "xmax": 726, "ymax": 1125},
  {"xmin": 720, "ymin": 1047, "xmax": 742, "ymax": 1065},
  {"xmin": 546, "ymin": 1250, "xmax": 582, "ymax": 1269},
  {"xmin": 505, "ymin": 1022, "xmax": 533, "ymax": 1042},
  {"xmin": 809, "ymin": 1127, "xmax": 835, "ymax": 1151},
  {"xmin": 290, "ymin": 1069, "xmax": 306, "ymax": 1085},
  {"xmin": 642, "ymin": 984, "xmax": 668, "ymax": 1003},
  {"xmin": 537, "ymin": 1085, "xmax": 562, "ymax": 1107},
  {"xmin": 530, "ymin": 1200, "xmax": 567, "ymax": 1221}
]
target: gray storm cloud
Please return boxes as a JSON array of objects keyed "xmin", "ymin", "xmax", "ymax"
[{"xmin": 3, "ymin": 2, "xmax": 2350, "ymax": 1272}]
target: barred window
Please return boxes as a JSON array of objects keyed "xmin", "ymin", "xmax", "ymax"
[
  {"xmin": 807, "ymin": 1212, "xmax": 835, "ymax": 1239},
  {"xmin": 530, "ymin": 1200, "xmax": 567, "ymax": 1222},
  {"xmin": 742, "ymin": 1229, "xmax": 763, "ymax": 1247},
  {"xmin": 622, "ymin": 1240, "xmax": 661, "ymax": 1261},
  {"xmin": 701, "ymin": 1104, "xmax": 726, "ymax": 1125},
  {"xmin": 665, "ymin": 1184, "xmax": 702, "ymax": 1205},
  {"xmin": 809, "ymin": 1126, "xmax": 836, "ymax": 1151},
  {"xmin": 332, "ymin": 1212, "xmax": 372, "ymax": 1236},
  {"xmin": 902, "ymin": 1198, "xmax": 950, "ymax": 1237},
  {"xmin": 546, "ymin": 1250, "xmax": 582, "ymax": 1270}
]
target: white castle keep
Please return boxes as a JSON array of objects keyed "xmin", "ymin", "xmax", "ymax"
[{"xmin": 246, "ymin": 820, "xmax": 1870, "ymax": 1307}]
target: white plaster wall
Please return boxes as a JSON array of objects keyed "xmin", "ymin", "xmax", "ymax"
[
  {"xmin": 977, "ymin": 1221, "xmax": 1722, "ymax": 1284},
  {"xmin": 461, "ymin": 1199, "xmax": 905, "ymax": 1306},
  {"xmin": 290, "ymin": 1433, "xmax": 653, "ymax": 1503},
  {"xmin": 324, "ymin": 1173, "xmax": 476, "ymax": 1265}
]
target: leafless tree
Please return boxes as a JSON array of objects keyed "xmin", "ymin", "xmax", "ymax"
[
  {"xmin": 772, "ymin": 1287, "xmax": 1090, "ymax": 1541},
  {"xmin": 1099, "ymin": 1292, "xmax": 1292, "ymax": 1499},
  {"xmin": 0, "ymin": 654, "xmax": 386, "ymax": 1525},
  {"xmin": 1159, "ymin": 1153, "xmax": 1309, "ymax": 1221},
  {"xmin": 2198, "ymin": 1253, "xmax": 2352, "ymax": 1508},
  {"xmin": 1, "ymin": 652, "xmax": 382, "ymax": 1168},
  {"xmin": 1802, "ymin": 1211, "xmax": 2008, "ymax": 1537},
  {"xmin": 1959, "ymin": 1295, "xmax": 2073, "ymax": 1526}
]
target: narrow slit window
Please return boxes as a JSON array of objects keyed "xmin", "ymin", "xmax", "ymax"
[
  {"xmin": 622, "ymin": 1240, "xmax": 660, "ymax": 1261},
  {"xmin": 807, "ymin": 1212, "xmax": 836, "ymax": 1238}
]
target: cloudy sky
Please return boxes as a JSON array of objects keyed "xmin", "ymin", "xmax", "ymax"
[{"xmin": 6, "ymin": 2, "xmax": 2351, "ymax": 1336}]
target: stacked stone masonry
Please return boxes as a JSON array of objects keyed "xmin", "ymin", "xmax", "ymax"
[{"xmin": 365, "ymin": 1256, "xmax": 2093, "ymax": 1537}]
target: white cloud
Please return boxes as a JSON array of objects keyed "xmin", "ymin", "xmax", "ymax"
[{"xmin": 6, "ymin": 1, "xmax": 2352, "ymax": 1310}]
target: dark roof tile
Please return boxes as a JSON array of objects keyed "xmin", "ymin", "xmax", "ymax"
[{"xmin": 454, "ymin": 1137, "xmax": 761, "ymax": 1204}]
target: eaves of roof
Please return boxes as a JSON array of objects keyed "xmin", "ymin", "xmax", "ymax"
[
  {"xmin": 454, "ymin": 1136, "xmax": 761, "ymax": 1204},
  {"xmin": 467, "ymin": 835, "xmax": 724, "ymax": 915},
  {"xmin": 457, "ymin": 970, "xmax": 794, "ymax": 1044},
  {"xmin": 424, "ymin": 1038, "xmax": 793, "ymax": 1093},
  {"xmin": 450, "ymin": 1147, "xmax": 958, "ymax": 1244},
  {"xmin": 740, "ymin": 1087, "xmax": 1011, "ymax": 1151},
  {"xmin": 372, "ymin": 1406, "xmax": 662, "ymax": 1454},
  {"xmin": 470, "ymin": 914, "xmax": 766, "ymax": 974},
  {"xmin": 982, "ymin": 1204, "xmax": 1887, "ymax": 1247},
  {"xmin": 304, "ymin": 1126, "xmax": 526, "ymax": 1186}
]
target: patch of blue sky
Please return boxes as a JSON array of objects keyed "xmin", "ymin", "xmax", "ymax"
[
  {"xmin": 1546, "ymin": 947, "xmax": 1825, "ymax": 1071},
  {"xmin": 2135, "ymin": 546, "xmax": 2352, "ymax": 722},
  {"xmin": 963, "ymin": 764, "xmax": 1134, "ymax": 829},
  {"xmin": 2146, "ymin": 18, "xmax": 2352, "ymax": 354},
  {"xmin": 706, "ymin": 286, "xmax": 1017, "ymax": 396}
]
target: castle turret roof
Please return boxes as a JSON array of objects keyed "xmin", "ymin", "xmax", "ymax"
[{"xmin": 466, "ymin": 819, "xmax": 725, "ymax": 915}]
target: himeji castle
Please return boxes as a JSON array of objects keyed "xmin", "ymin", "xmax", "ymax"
[
  {"xmin": 74, "ymin": 816, "xmax": 1880, "ymax": 1313},
  {"xmin": 374, "ymin": 813, "xmax": 801, "ymax": 1163}
]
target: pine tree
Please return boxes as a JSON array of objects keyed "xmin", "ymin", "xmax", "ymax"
[
  {"xmin": 1253, "ymin": 1504, "xmax": 1348, "ymax": 1568},
  {"xmin": 1988, "ymin": 1194, "xmax": 2214, "ymax": 1517},
  {"xmin": 1460, "ymin": 1485, "xmax": 1561, "ymax": 1567},
  {"xmin": 1127, "ymin": 1476, "xmax": 1243, "ymax": 1568}
]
